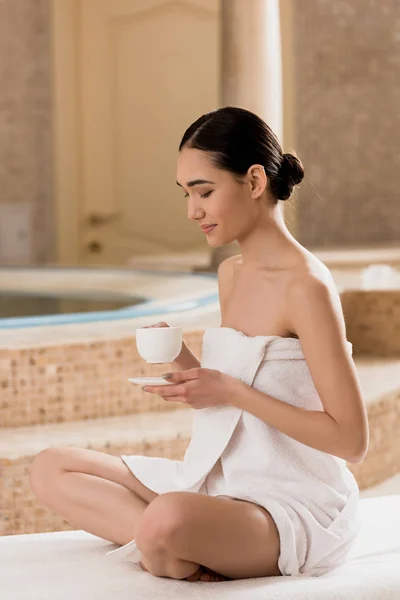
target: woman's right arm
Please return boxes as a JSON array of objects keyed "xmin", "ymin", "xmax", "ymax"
[
  {"xmin": 170, "ymin": 342, "xmax": 201, "ymax": 371},
  {"xmin": 169, "ymin": 256, "xmax": 238, "ymax": 371}
]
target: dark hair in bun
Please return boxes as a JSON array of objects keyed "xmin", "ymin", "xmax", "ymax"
[
  {"xmin": 269, "ymin": 153, "xmax": 304, "ymax": 201},
  {"xmin": 179, "ymin": 106, "xmax": 304, "ymax": 202}
]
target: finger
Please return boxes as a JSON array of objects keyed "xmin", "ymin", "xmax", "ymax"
[
  {"xmin": 142, "ymin": 384, "xmax": 184, "ymax": 395},
  {"xmin": 141, "ymin": 389, "xmax": 187, "ymax": 403},
  {"xmin": 162, "ymin": 368, "xmax": 202, "ymax": 383},
  {"xmin": 161, "ymin": 395, "xmax": 187, "ymax": 403}
]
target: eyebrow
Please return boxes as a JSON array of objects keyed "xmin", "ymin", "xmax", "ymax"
[{"xmin": 176, "ymin": 179, "xmax": 216, "ymax": 188}]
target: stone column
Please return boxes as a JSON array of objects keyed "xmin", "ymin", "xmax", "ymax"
[
  {"xmin": 211, "ymin": 0, "xmax": 284, "ymax": 269},
  {"xmin": 221, "ymin": 0, "xmax": 283, "ymax": 140}
]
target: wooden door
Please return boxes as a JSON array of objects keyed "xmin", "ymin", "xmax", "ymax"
[{"xmin": 54, "ymin": 0, "xmax": 220, "ymax": 265}]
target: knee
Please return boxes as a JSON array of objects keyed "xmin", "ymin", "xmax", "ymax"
[
  {"xmin": 135, "ymin": 493, "xmax": 187, "ymax": 555},
  {"xmin": 29, "ymin": 447, "xmax": 64, "ymax": 500}
]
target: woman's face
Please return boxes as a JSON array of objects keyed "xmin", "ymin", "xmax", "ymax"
[{"xmin": 176, "ymin": 147, "xmax": 260, "ymax": 247}]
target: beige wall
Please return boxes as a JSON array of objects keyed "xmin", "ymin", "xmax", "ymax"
[
  {"xmin": 0, "ymin": 0, "xmax": 399, "ymax": 267},
  {"xmin": 0, "ymin": 0, "xmax": 54, "ymax": 265},
  {"xmin": 292, "ymin": 0, "xmax": 400, "ymax": 248}
]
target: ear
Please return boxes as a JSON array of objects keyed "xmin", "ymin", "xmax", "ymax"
[{"xmin": 247, "ymin": 164, "xmax": 267, "ymax": 199}]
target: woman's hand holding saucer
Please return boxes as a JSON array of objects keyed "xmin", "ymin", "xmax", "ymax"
[{"xmin": 141, "ymin": 367, "xmax": 240, "ymax": 409}]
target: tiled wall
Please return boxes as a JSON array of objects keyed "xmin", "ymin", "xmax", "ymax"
[
  {"xmin": 0, "ymin": 0, "xmax": 53, "ymax": 265},
  {"xmin": 293, "ymin": 0, "xmax": 400, "ymax": 248},
  {"xmin": 0, "ymin": 329, "xmax": 204, "ymax": 429},
  {"xmin": 1, "ymin": 313, "xmax": 400, "ymax": 535}
]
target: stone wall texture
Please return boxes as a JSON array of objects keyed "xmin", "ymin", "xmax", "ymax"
[
  {"xmin": 0, "ymin": 0, "xmax": 53, "ymax": 264},
  {"xmin": 293, "ymin": 0, "xmax": 400, "ymax": 248}
]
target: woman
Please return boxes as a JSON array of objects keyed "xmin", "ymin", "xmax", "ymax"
[{"xmin": 29, "ymin": 107, "xmax": 369, "ymax": 583}]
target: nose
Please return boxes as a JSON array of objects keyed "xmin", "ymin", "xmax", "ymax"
[{"xmin": 187, "ymin": 197, "xmax": 205, "ymax": 222}]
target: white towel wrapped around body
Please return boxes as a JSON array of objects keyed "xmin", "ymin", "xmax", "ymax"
[{"xmin": 106, "ymin": 327, "xmax": 361, "ymax": 577}]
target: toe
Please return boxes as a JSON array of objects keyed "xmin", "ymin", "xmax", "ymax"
[
  {"xmin": 185, "ymin": 567, "xmax": 202, "ymax": 582},
  {"xmin": 199, "ymin": 569, "xmax": 212, "ymax": 582}
]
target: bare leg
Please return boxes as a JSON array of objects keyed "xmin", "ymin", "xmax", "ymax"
[
  {"xmin": 29, "ymin": 447, "xmax": 157, "ymax": 545},
  {"xmin": 135, "ymin": 492, "xmax": 281, "ymax": 581},
  {"xmin": 29, "ymin": 448, "xmax": 224, "ymax": 581}
]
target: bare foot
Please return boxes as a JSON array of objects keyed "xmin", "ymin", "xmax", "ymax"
[
  {"xmin": 185, "ymin": 565, "xmax": 230, "ymax": 582},
  {"xmin": 138, "ymin": 560, "xmax": 229, "ymax": 582}
]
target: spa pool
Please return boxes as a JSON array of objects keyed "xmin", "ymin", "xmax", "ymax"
[
  {"xmin": 1, "ymin": 244, "xmax": 400, "ymax": 347},
  {"xmin": 0, "ymin": 267, "xmax": 221, "ymax": 346}
]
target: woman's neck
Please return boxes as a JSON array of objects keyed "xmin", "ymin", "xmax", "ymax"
[{"xmin": 236, "ymin": 205, "xmax": 303, "ymax": 270}]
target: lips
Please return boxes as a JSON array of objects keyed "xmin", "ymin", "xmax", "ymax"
[{"xmin": 201, "ymin": 225, "xmax": 217, "ymax": 234}]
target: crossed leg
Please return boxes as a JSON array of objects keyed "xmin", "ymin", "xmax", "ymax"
[
  {"xmin": 29, "ymin": 447, "xmax": 281, "ymax": 581},
  {"xmin": 135, "ymin": 491, "xmax": 282, "ymax": 580},
  {"xmin": 29, "ymin": 446, "xmax": 157, "ymax": 546}
]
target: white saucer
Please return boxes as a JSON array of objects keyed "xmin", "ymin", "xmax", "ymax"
[{"xmin": 128, "ymin": 377, "xmax": 173, "ymax": 386}]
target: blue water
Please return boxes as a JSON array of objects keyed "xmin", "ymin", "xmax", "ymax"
[
  {"xmin": 0, "ymin": 292, "xmax": 147, "ymax": 318},
  {"xmin": 0, "ymin": 268, "xmax": 218, "ymax": 329}
]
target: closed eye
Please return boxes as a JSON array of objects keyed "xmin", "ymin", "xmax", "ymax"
[{"xmin": 184, "ymin": 190, "xmax": 213, "ymax": 199}]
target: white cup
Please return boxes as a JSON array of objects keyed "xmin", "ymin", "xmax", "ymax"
[{"xmin": 135, "ymin": 327, "xmax": 183, "ymax": 363}]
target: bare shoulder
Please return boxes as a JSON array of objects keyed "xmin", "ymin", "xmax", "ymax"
[
  {"xmin": 217, "ymin": 254, "xmax": 241, "ymax": 316},
  {"xmin": 217, "ymin": 253, "xmax": 241, "ymax": 276},
  {"xmin": 217, "ymin": 253, "xmax": 242, "ymax": 289},
  {"xmin": 286, "ymin": 252, "xmax": 347, "ymax": 343},
  {"xmin": 285, "ymin": 251, "xmax": 369, "ymax": 463},
  {"xmin": 288, "ymin": 247, "xmax": 337, "ymax": 290}
]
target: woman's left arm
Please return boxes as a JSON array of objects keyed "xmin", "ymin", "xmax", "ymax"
[{"xmin": 231, "ymin": 274, "xmax": 369, "ymax": 463}]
